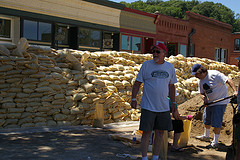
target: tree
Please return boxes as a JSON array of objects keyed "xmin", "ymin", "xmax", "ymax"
[{"xmin": 120, "ymin": 0, "xmax": 240, "ymax": 32}]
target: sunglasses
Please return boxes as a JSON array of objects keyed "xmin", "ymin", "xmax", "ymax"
[{"xmin": 152, "ymin": 50, "xmax": 161, "ymax": 53}]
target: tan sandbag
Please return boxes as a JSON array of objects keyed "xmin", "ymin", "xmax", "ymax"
[
  {"xmin": 0, "ymin": 44, "xmax": 10, "ymax": 56},
  {"xmin": 0, "ymin": 65, "xmax": 13, "ymax": 72},
  {"xmin": 92, "ymin": 103, "xmax": 104, "ymax": 128},
  {"xmin": 11, "ymin": 37, "xmax": 29, "ymax": 57},
  {"xmin": 91, "ymin": 79, "xmax": 105, "ymax": 86},
  {"xmin": 83, "ymin": 83, "xmax": 94, "ymax": 93},
  {"xmin": 112, "ymin": 111, "xmax": 124, "ymax": 119},
  {"xmin": 73, "ymin": 93, "xmax": 86, "ymax": 101}
]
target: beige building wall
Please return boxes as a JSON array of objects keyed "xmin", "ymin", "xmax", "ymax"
[
  {"xmin": 120, "ymin": 10, "xmax": 156, "ymax": 34},
  {"xmin": 0, "ymin": 0, "xmax": 121, "ymax": 28}
]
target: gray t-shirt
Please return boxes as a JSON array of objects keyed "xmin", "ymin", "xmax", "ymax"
[
  {"xmin": 198, "ymin": 70, "xmax": 229, "ymax": 106},
  {"xmin": 136, "ymin": 60, "xmax": 177, "ymax": 112}
]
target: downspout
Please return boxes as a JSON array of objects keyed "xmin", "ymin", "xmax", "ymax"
[{"xmin": 188, "ymin": 28, "xmax": 196, "ymax": 57}]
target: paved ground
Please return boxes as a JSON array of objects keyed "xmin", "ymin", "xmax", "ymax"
[
  {"xmin": 0, "ymin": 122, "xmax": 140, "ymax": 160},
  {"xmin": 0, "ymin": 121, "xmax": 232, "ymax": 160}
]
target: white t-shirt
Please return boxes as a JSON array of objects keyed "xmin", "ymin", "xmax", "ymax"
[
  {"xmin": 198, "ymin": 70, "xmax": 229, "ymax": 106},
  {"xmin": 136, "ymin": 60, "xmax": 177, "ymax": 112}
]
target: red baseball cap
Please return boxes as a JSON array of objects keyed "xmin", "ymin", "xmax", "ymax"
[{"xmin": 153, "ymin": 43, "xmax": 167, "ymax": 53}]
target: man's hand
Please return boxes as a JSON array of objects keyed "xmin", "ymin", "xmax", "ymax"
[{"xmin": 131, "ymin": 100, "xmax": 137, "ymax": 109}]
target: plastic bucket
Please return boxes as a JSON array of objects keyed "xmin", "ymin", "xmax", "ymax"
[
  {"xmin": 178, "ymin": 119, "xmax": 192, "ymax": 147},
  {"xmin": 159, "ymin": 130, "xmax": 168, "ymax": 160}
]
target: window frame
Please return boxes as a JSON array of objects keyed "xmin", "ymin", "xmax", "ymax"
[
  {"xmin": 120, "ymin": 33, "xmax": 143, "ymax": 53},
  {"xmin": 234, "ymin": 38, "xmax": 240, "ymax": 51},
  {"xmin": 215, "ymin": 48, "xmax": 227, "ymax": 63},
  {"xmin": 23, "ymin": 19, "xmax": 52, "ymax": 43},
  {"xmin": 78, "ymin": 27, "xmax": 102, "ymax": 49},
  {"xmin": 180, "ymin": 43, "xmax": 187, "ymax": 57},
  {"xmin": 0, "ymin": 16, "xmax": 12, "ymax": 40}
]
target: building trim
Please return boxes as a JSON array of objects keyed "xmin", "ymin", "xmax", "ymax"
[
  {"xmin": 0, "ymin": 6, "xmax": 120, "ymax": 32},
  {"xmin": 83, "ymin": 0, "xmax": 125, "ymax": 10},
  {"xmin": 120, "ymin": 28, "xmax": 155, "ymax": 38}
]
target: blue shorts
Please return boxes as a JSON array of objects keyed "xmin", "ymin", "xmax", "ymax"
[
  {"xmin": 139, "ymin": 109, "xmax": 172, "ymax": 131},
  {"xmin": 203, "ymin": 104, "xmax": 227, "ymax": 128}
]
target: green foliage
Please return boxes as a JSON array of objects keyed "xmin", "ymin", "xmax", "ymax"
[{"xmin": 120, "ymin": 0, "xmax": 240, "ymax": 32}]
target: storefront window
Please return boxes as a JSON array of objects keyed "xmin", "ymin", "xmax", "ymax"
[
  {"xmin": 0, "ymin": 18, "xmax": 11, "ymax": 38},
  {"xmin": 23, "ymin": 20, "xmax": 51, "ymax": 42},
  {"xmin": 39, "ymin": 22, "xmax": 51, "ymax": 42},
  {"xmin": 56, "ymin": 25, "xmax": 68, "ymax": 45},
  {"xmin": 23, "ymin": 20, "xmax": 37, "ymax": 40},
  {"xmin": 79, "ymin": 27, "xmax": 101, "ymax": 48},
  {"xmin": 121, "ymin": 35, "xmax": 131, "ymax": 50},
  {"xmin": 132, "ymin": 36, "xmax": 141, "ymax": 51}
]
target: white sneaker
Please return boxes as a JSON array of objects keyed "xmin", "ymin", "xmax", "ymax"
[
  {"xmin": 206, "ymin": 141, "xmax": 219, "ymax": 149},
  {"xmin": 195, "ymin": 135, "xmax": 210, "ymax": 142}
]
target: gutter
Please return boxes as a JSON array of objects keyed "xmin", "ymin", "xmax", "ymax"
[{"xmin": 188, "ymin": 28, "xmax": 196, "ymax": 56}]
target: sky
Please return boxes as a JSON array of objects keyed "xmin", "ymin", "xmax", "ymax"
[{"xmin": 111, "ymin": 0, "xmax": 240, "ymax": 15}]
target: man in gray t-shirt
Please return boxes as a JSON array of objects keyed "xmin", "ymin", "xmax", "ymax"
[{"xmin": 131, "ymin": 43, "xmax": 177, "ymax": 160}]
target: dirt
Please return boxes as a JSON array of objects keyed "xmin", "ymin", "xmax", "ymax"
[{"xmin": 0, "ymin": 78, "xmax": 239, "ymax": 160}]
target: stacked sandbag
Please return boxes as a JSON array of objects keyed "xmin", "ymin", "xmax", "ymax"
[{"xmin": 0, "ymin": 38, "xmax": 239, "ymax": 128}]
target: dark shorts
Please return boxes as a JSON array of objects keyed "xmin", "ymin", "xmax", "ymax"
[
  {"xmin": 172, "ymin": 119, "xmax": 184, "ymax": 133},
  {"xmin": 139, "ymin": 109, "xmax": 172, "ymax": 131}
]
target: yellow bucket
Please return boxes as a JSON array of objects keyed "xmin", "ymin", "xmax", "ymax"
[
  {"xmin": 178, "ymin": 119, "xmax": 192, "ymax": 148},
  {"xmin": 151, "ymin": 130, "xmax": 168, "ymax": 160},
  {"xmin": 159, "ymin": 130, "xmax": 168, "ymax": 160}
]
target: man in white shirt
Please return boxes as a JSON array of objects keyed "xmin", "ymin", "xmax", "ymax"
[{"xmin": 192, "ymin": 64, "xmax": 237, "ymax": 148}]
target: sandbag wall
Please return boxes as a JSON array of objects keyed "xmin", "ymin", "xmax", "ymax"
[{"xmin": 0, "ymin": 43, "xmax": 239, "ymax": 129}]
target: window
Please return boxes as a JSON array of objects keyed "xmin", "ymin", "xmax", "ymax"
[
  {"xmin": 132, "ymin": 37, "xmax": 141, "ymax": 51},
  {"xmin": 0, "ymin": 18, "xmax": 11, "ymax": 38},
  {"xmin": 180, "ymin": 44, "xmax": 187, "ymax": 57},
  {"xmin": 221, "ymin": 49, "xmax": 227, "ymax": 62},
  {"xmin": 56, "ymin": 25, "xmax": 68, "ymax": 45},
  {"xmin": 235, "ymin": 39, "xmax": 240, "ymax": 51},
  {"xmin": 215, "ymin": 48, "xmax": 220, "ymax": 61},
  {"xmin": 215, "ymin": 48, "xmax": 227, "ymax": 63},
  {"xmin": 121, "ymin": 35, "xmax": 131, "ymax": 50},
  {"xmin": 79, "ymin": 27, "xmax": 101, "ymax": 48},
  {"xmin": 23, "ymin": 20, "xmax": 51, "ymax": 42},
  {"xmin": 121, "ymin": 34, "xmax": 142, "ymax": 52}
]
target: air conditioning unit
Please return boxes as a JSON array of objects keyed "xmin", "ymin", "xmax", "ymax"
[{"xmin": 103, "ymin": 39, "xmax": 113, "ymax": 48}]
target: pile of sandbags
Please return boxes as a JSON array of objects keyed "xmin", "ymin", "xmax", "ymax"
[{"xmin": 0, "ymin": 38, "xmax": 239, "ymax": 128}]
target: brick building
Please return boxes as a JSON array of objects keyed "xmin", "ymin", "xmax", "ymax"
[
  {"xmin": 154, "ymin": 13, "xmax": 189, "ymax": 57},
  {"xmin": 186, "ymin": 11, "xmax": 232, "ymax": 64}
]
